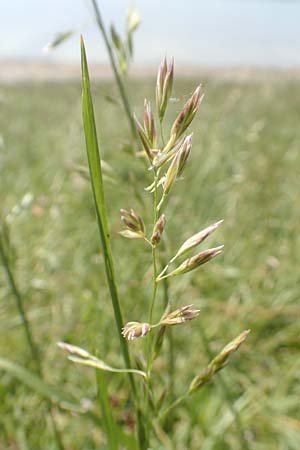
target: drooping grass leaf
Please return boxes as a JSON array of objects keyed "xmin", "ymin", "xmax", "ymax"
[{"xmin": 58, "ymin": 342, "xmax": 146, "ymax": 378}]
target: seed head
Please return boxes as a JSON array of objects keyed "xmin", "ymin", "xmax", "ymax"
[
  {"xmin": 174, "ymin": 220, "xmax": 223, "ymax": 259},
  {"xmin": 119, "ymin": 209, "xmax": 145, "ymax": 239},
  {"xmin": 150, "ymin": 138, "xmax": 183, "ymax": 170},
  {"xmin": 212, "ymin": 329, "xmax": 251, "ymax": 369},
  {"xmin": 163, "ymin": 246, "xmax": 224, "ymax": 278},
  {"xmin": 126, "ymin": 6, "xmax": 141, "ymax": 33},
  {"xmin": 58, "ymin": 342, "xmax": 91, "ymax": 359},
  {"xmin": 171, "ymin": 85, "xmax": 203, "ymax": 141},
  {"xmin": 189, "ymin": 330, "xmax": 250, "ymax": 393},
  {"xmin": 160, "ymin": 304, "xmax": 200, "ymax": 326},
  {"xmin": 163, "ymin": 150, "xmax": 181, "ymax": 195},
  {"xmin": 134, "ymin": 114, "xmax": 154, "ymax": 161},
  {"xmin": 156, "ymin": 57, "xmax": 174, "ymax": 122},
  {"xmin": 177, "ymin": 134, "xmax": 193, "ymax": 177},
  {"xmin": 143, "ymin": 100, "xmax": 157, "ymax": 148},
  {"xmin": 151, "ymin": 214, "xmax": 166, "ymax": 245},
  {"xmin": 162, "ymin": 135, "xmax": 193, "ymax": 194},
  {"xmin": 122, "ymin": 322, "xmax": 151, "ymax": 341}
]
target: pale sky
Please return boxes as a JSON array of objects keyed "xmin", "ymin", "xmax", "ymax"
[{"xmin": 1, "ymin": 0, "xmax": 300, "ymax": 67}]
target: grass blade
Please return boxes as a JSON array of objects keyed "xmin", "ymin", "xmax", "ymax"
[
  {"xmin": 80, "ymin": 34, "xmax": 134, "ymax": 388},
  {"xmin": 80, "ymin": 36, "xmax": 147, "ymax": 449}
]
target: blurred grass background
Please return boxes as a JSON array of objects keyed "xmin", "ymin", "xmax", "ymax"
[{"xmin": 0, "ymin": 74, "xmax": 300, "ymax": 449}]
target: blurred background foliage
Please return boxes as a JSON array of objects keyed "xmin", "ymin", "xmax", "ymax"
[{"xmin": 1, "ymin": 71, "xmax": 300, "ymax": 448}]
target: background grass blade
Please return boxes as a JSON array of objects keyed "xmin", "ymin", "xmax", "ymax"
[
  {"xmin": 0, "ymin": 228, "xmax": 65, "ymax": 449},
  {"xmin": 0, "ymin": 357, "xmax": 81, "ymax": 412}
]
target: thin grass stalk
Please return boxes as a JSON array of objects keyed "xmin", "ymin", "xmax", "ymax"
[
  {"xmin": 80, "ymin": 37, "xmax": 146, "ymax": 449},
  {"xmin": 158, "ymin": 101, "xmax": 174, "ymax": 410},
  {"xmin": 148, "ymin": 171, "xmax": 159, "ymax": 325},
  {"xmin": 49, "ymin": 410, "xmax": 65, "ymax": 450},
  {"xmin": 159, "ymin": 394, "xmax": 187, "ymax": 421},
  {"xmin": 0, "ymin": 236, "xmax": 64, "ymax": 450},
  {"xmin": 144, "ymin": 171, "xmax": 159, "ymax": 446},
  {"xmin": 198, "ymin": 320, "xmax": 250, "ymax": 450},
  {"xmin": 161, "ymin": 271, "xmax": 175, "ymax": 403},
  {"xmin": 0, "ymin": 239, "xmax": 40, "ymax": 371},
  {"xmin": 96, "ymin": 371, "xmax": 119, "ymax": 450},
  {"xmin": 90, "ymin": 0, "xmax": 138, "ymax": 143}
]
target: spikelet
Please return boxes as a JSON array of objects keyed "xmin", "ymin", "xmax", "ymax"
[
  {"xmin": 151, "ymin": 214, "xmax": 166, "ymax": 245},
  {"xmin": 159, "ymin": 305, "xmax": 200, "ymax": 326},
  {"xmin": 156, "ymin": 57, "xmax": 174, "ymax": 122},
  {"xmin": 122, "ymin": 322, "xmax": 152, "ymax": 340},
  {"xmin": 189, "ymin": 330, "xmax": 250, "ymax": 393},
  {"xmin": 174, "ymin": 220, "xmax": 223, "ymax": 259},
  {"xmin": 119, "ymin": 209, "xmax": 145, "ymax": 239}
]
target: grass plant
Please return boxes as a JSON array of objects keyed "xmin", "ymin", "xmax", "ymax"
[{"xmin": 58, "ymin": 40, "xmax": 250, "ymax": 449}]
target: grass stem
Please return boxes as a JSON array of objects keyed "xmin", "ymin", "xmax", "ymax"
[
  {"xmin": 161, "ymin": 274, "xmax": 175, "ymax": 401},
  {"xmin": 144, "ymin": 170, "xmax": 160, "ymax": 445},
  {"xmin": 90, "ymin": 0, "xmax": 138, "ymax": 144},
  {"xmin": 96, "ymin": 371, "xmax": 118, "ymax": 450}
]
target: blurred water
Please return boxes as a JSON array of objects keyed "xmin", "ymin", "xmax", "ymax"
[{"xmin": 0, "ymin": 0, "xmax": 300, "ymax": 66}]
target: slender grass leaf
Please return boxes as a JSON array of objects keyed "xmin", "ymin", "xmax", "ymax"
[
  {"xmin": 81, "ymin": 34, "xmax": 147, "ymax": 448},
  {"xmin": 80, "ymin": 36, "xmax": 134, "ymax": 380}
]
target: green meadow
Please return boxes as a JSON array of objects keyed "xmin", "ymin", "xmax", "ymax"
[{"xmin": 1, "ymin": 73, "xmax": 300, "ymax": 449}]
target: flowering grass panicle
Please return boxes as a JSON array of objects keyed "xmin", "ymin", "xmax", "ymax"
[{"xmin": 59, "ymin": 43, "xmax": 250, "ymax": 450}]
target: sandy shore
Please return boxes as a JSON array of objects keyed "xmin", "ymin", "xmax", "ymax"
[{"xmin": 1, "ymin": 60, "xmax": 300, "ymax": 83}]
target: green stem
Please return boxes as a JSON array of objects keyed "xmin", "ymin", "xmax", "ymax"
[
  {"xmin": 157, "ymin": 193, "xmax": 166, "ymax": 212},
  {"xmin": 90, "ymin": 0, "xmax": 138, "ymax": 143},
  {"xmin": 159, "ymin": 394, "xmax": 188, "ymax": 421},
  {"xmin": 148, "ymin": 248, "xmax": 158, "ymax": 326},
  {"xmin": 198, "ymin": 321, "xmax": 250, "ymax": 450},
  {"xmin": 0, "ymin": 236, "xmax": 64, "ymax": 450},
  {"xmin": 161, "ymin": 274, "xmax": 175, "ymax": 401},
  {"xmin": 145, "ymin": 170, "xmax": 159, "ymax": 445},
  {"xmin": 148, "ymin": 170, "xmax": 159, "ymax": 326},
  {"xmin": 96, "ymin": 371, "xmax": 118, "ymax": 450}
]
